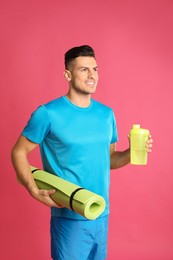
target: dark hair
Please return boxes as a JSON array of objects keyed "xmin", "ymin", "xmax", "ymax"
[{"xmin": 65, "ymin": 45, "xmax": 95, "ymax": 69}]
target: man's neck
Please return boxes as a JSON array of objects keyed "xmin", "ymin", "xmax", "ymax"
[{"xmin": 66, "ymin": 91, "xmax": 91, "ymax": 108}]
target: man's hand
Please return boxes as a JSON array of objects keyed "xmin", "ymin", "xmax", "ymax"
[
  {"xmin": 146, "ymin": 134, "xmax": 153, "ymax": 153},
  {"xmin": 30, "ymin": 187, "xmax": 64, "ymax": 208}
]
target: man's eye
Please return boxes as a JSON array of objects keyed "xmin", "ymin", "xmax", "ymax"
[{"xmin": 81, "ymin": 68, "xmax": 87, "ymax": 72}]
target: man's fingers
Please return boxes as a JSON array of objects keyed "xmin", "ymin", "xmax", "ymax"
[
  {"xmin": 47, "ymin": 189, "xmax": 56, "ymax": 195},
  {"xmin": 40, "ymin": 189, "xmax": 56, "ymax": 195},
  {"xmin": 39, "ymin": 189, "xmax": 64, "ymax": 208},
  {"xmin": 146, "ymin": 135, "xmax": 153, "ymax": 152}
]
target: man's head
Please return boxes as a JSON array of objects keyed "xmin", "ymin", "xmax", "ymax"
[
  {"xmin": 65, "ymin": 45, "xmax": 95, "ymax": 70},
  {"xmin": 64, "ymin": 45, "xmax": 98, "ymax": 95}
]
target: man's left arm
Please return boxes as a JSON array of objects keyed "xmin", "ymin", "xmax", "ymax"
[{"xmin": 110, "ymin": 135, "xmax": 153, "ymax": 169}]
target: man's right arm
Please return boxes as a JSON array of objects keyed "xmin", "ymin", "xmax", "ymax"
[{"xmin": 11, "ymin": 135, "xmax": 61, "ymax": 208}]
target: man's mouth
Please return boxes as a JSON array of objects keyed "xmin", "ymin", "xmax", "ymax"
[{"xmin": 85, "ymin": 81, "xmax": 95, "ymax": 86}]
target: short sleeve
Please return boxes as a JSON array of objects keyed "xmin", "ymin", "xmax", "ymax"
[
  {"xmin": 110, "ymin": 110, "xmax": 118, "ymax": 144},
  {"xmin": 22, "ymin": 105, "xmax": 51, "ymax": 144}
]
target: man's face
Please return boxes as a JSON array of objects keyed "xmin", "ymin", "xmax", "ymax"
[{"xmin": 65, "ymin": 56, "xmax": 99, "ymax": 95}]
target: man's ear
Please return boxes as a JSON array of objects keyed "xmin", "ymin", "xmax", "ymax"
[{"xmin": 64, "ymin": 70, "xmax": 71, "ymax": 81}]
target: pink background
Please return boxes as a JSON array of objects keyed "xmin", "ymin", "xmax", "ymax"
[{"xmin": 1, "ymin": 0, "xmax": 173, "ymax": 259}]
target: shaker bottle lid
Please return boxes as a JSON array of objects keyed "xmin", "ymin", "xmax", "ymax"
[
  {"xmin": 133, "ymin": 124, "xmax": 140, "ymax": 129},
  {"xmin": 130, "ymin": 124, "xmax": 149, "ymax": 134}
]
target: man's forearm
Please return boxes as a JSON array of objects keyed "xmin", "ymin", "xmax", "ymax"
[
  {"xmin": 110, "ymin": 148, "xmax": 130, "ymax": 169},
  {"xmin": 11, "ymin": 148, "xmax": 38, "ymax": 196}
]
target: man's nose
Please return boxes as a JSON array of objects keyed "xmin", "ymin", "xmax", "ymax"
[{"xmin": 88, "ymin": 70, "xmax": 95, "ymax": 78}]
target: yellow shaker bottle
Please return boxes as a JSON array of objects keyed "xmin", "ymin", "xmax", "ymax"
[{"xmin": 130, "ymin": 124, "xmax": 150, "ymax": 165}]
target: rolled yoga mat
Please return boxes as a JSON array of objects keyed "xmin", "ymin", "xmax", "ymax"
[{"xmin": 31, "ymin": 166, "xmax": 106, "ymax": 220}]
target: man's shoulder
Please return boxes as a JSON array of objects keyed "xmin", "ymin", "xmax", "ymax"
[
  {"xmin": 44, "ymin": 96, "xmax": 64, "ymax": 106},
  {"xmin": 42, "ymin": 96, "xmax": 65, "ymax": 111},
  {"xmin": 92, "ymin": 99, "xmax": 113, "ymax": 112}
]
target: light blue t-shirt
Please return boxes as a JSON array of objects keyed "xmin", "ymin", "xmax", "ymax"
[{"xmin": 22, "ymin": 96, "xmax": 118, "ymax": 219}]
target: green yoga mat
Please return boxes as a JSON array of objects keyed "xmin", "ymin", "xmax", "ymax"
[{"xmin": 31, "ymin": 166, "xmax": 106, "ymax": 220}]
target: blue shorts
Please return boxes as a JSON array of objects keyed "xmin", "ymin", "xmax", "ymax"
[{"xmin": 50, "ymin": 215, "xmax": 109, "ymax": 260}]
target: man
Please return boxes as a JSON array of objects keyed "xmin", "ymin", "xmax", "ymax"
[{"xmin": 11, "ymin": 45, "xmax": 153, "ymax": 260}]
